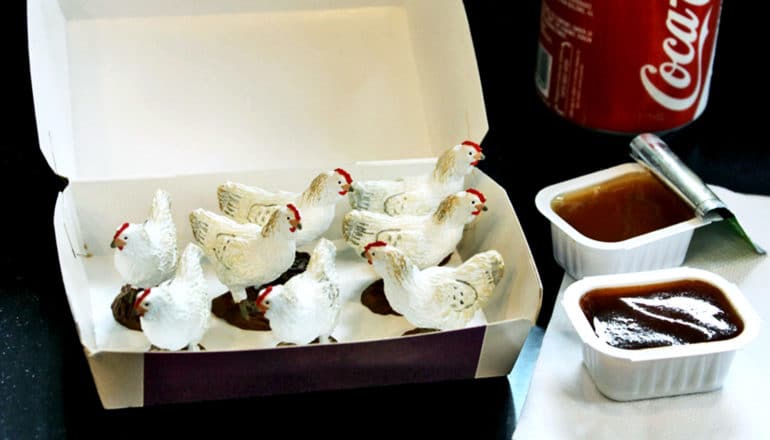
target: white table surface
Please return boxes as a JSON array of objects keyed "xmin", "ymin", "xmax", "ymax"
[{"xmin": 514, "ymin": 186, "xmax": 770, "ymax": 440}]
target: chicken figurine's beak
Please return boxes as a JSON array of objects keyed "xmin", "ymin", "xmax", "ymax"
[
  {"xmin": 473, "ymin": 204, "xmax": 488, "ymax": 216},
  {"xmin": 472, "ymin": 151, "xmax": 485, "ymax": 166},
  {"xmin": 362, "ymin": 250, "xmax": 373, "ymax": 265},
  {"xmin": 133, "ymin": 288, "xmax": 151, "ymax": 317},
  {"xmin": 256, "ymin": 286, "xmax": 273, "ymax": 312},
  {"xmin": 290, "ymin": 219, "xmax": 302, "ymax": 232},
  {"xmin": 339, "ymin": 183, "xmax": 352, "ymax": 196},
  {"xmin": 133, "ymin": 295, "xmax": 147, "ymax": 317},
  {"xmin": 111, "ymin": 237, "xmax": 126, "ymax": 250}
]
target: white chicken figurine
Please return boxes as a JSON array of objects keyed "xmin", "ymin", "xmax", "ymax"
[
  {"xmin": 133, "ymin": 243, "xmax": 210, "ymax": 351},
  {"xmin": 217, "ymin": 168, "xmax": 353, "ymax": 246},
  {"xmin": 111, "ymin": 189, "xmax": 178, "ymax": 289},
  {"xmin": 363, "ymin": 241, "xmax": 504, "ymax": 331},
  {"xmin": 343, "ymin": 189, "xmax": 488, "ymax": 268},
  {"xmin": 254, "ymin": 238, "xmax": 341, "ymax": 345},
  {"xmin": 189, "ymin": 204, "xmax": 301, "ymax": 308},
  {"xmin": 349, "ymin": 141, "xmax": 484, "ymax": 215}
]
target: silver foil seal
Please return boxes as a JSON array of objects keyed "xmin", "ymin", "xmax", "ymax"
[
  {"xmin": 630, "ymin": 133, "xmax": 725, "ymax": 221},
  {"xmin": 630, "ymin": 133, "xmax": 765, "ymax": 254}
]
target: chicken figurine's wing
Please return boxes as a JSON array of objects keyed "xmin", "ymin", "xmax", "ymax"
[
  {"xmin": 342, "ymin": 210, "xmax": 427, "ymax": 253},
  {"xmin": 449, "ymin": 250, "xmax": 505, "ymax": 305},
  {"xmin": 422, "ymin": 251, "xmax": 504, "ymax": 329},
  {"xmin": 430, "ymin": 277, "xmax": 484, "ymax": 326},
  {"xmin": 211, "ymin": 234, "xmax": 252, "ymax": 273},
  {"xmin": 349, "ymin": 179, "xmax": 407, "ymax": 212},
  {"xmin": 382, "ymin": 187, "xmax": 444, "ymax": 216},
  {"xmin": 218, "ymin": 181, "xmax": 297, "ymax": 225},
  {"xmin": 190, "ymin": 209, "xmax": 259, "ymax": 254}
]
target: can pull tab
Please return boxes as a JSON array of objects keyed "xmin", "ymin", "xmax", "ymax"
[{"xmin": 630, "ymin": 133, "xmax": 766, "ymax": 255}]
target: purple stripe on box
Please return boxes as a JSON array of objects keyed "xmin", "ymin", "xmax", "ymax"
[{"xmin": 143, "ymin": 327, "xmax": 485, "ymax": 406}]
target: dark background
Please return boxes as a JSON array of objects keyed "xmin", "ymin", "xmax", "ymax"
[{"xmin": 2, "ymin": 1, "xmax": 768, "ymax": 438}]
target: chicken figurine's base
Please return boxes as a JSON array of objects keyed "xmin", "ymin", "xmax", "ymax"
[
  {"xmin": 149, "ymin": 343, "xmax": 206, "ymax": 351},
  {"xmin": 211, "ymin": 287, "xmax": 272, "ymax": 331},
  {"xmin": 277, "ymin": 335, "xmax": 338, "ymax": 346},
  {"xmin": 111, "ymin": 284, "xmax": 143, "ymax": 331},
  {"xmin": 211, "ymin": 252, "xmax": 310, "ymax": 331},
  {"xmin": 402, "ymin": 327, "xmax": 438, "ymax": 336},
  {"xmin": 360, "ymin": 280, "xmax": 401, "ymax": 316}
]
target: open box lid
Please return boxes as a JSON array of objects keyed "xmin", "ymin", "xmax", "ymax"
[{"xmin": 28, "ymin": 0, "xmax": 488, "ymax": 181}]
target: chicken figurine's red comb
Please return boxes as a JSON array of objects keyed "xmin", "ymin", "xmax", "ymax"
[
  {"xmin": 113, "ymin": 222, "xmax": 130, "ymax": 242},
  {"xmin": 133, "ymin": 288, "xmax": 152, "ymax": 311},
  {"xmin": 334, "ymin": 168, "xmax": 353, "ymax": 184},
  {"xmin": 462, "ymin": 140, "xmax": 482, "ymax": 152},
  {"xmin": 286, "ymin": 204, "xmax": 301, "ymax": 222},
  {"xmin": 466, "ymin": 188, "xmax": 487, "ymax": 203},
  {"xmin": 363, "ymin": 241, "xmax": 388, "ymax": 253},
  {"xmin": 255, "ymin": 286, "xmax": 273, "ymax": 308}
]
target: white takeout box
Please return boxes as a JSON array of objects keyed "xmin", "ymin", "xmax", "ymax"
[
  {"xmin": 28, "ymin": 0, "xmax": 542, "ymax": 409},
  {"xmin": 562, "ymin": 267, "xmax": 759, "ymax": 401}
]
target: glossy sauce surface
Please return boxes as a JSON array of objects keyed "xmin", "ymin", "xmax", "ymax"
[
  {"xmin": 551, "ymin": 170, "xmax": 695, "ymax": 242},
  {"xmin": 580, "ymin": 279, "xmax": 743, "ymax": 350}
]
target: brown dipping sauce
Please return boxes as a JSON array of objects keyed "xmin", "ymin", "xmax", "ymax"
[
  {"xmin": 551, "ymin": 170, "xmax": 694, "ymax": 242},
  {"xmin": 580, "ymin": 279, "xmax": 744, "ymax": 350}
]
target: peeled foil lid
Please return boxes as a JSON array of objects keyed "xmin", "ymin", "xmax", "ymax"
[{"xmin": 630, "ymin": 133, "xmax": 766, "ymax": 255}]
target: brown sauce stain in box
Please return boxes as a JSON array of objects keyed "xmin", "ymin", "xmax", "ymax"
[
  {"xmin": 551, "ymin": 170, "xmax": 695, "ymax": 242},
  {"xmin": 580, "ymin": 279, "xmax": 744, "ymax": 350}
]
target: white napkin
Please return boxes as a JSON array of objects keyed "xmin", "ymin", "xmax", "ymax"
[{"xmin": 514, "ymin": 186, "xmax": 770, "ymax": 440}]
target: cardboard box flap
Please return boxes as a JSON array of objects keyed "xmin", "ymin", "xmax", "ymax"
[
  {"xmin": 28, "ymin": 0, "xmax": 77, "ymax": 178},
  {"xmin": 28, "ymin": 0, "xmax": 486, "ymax": 181}
]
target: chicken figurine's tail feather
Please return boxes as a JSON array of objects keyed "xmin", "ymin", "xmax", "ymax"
[
  {"xmin": 455, "ymin": 250, "xmax": 505, "ymax": 302},
  {"xmin": 150, "ymin": 189, "xmax": 178, "ymax": 275},
  {"xmin": 218, "ymin": 181, "xmax": 276, "ymax": 220},
  {"xmin": 217, "ymin": 182, "xmax": 246, "ymax": 219},
  {"xmin": 348, "ymin": 181, "xmax": 370, "ymax": 210},
  {"xmin": 189, "ymin": 209, "xmax": 213, "ymax": 250},
  {"xmin": 150, "ymin": 189, "xmax": 174, "ymax": 226},
  {"xmin": 349, "ymin": 180, "xmax": 402, "ymax": 212},
  {"xmin": 190, "ymin": 208, "xmax": 259, "ymax": 252},
  {"xmin": 177, "ymin": 243, "xmax": 205, "ymax": 281},
  {"xmin": 342, "ymin": 211, "xmax": 376, "ymax": 251},
  {"xmin": 306, "ymin": 238, "xmax": 337, "ymax": 282}
]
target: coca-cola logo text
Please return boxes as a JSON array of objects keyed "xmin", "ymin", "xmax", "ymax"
[{"xmin": 640, "ymin": 0, "xmax": 714, "ymax": 112}]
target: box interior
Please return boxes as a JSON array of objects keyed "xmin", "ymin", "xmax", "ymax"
[{"xmin": 55, "ymin": 164, "xmax": 541, "ymax": 354}]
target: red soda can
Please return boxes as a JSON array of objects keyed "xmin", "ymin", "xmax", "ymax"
[{"xmin": 535, "ymin": 0, "xmax": 723, "ymax": 134}]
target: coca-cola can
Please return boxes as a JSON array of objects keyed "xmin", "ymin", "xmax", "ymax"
[{"xmin": 535, "ymin": 0, "xmax": 723, "ymax": 134}]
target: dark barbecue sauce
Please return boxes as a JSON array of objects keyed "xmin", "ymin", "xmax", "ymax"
[
  {"xmin": 580, "ymin": 279, "xmax": 744, "ymax": 349},
  {"xmin": 551, "ymin": 170, "xmax": 695, "ymax": 242}
]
